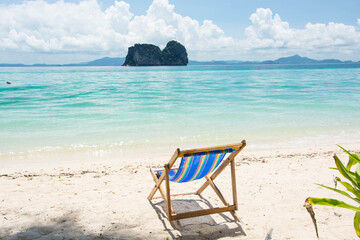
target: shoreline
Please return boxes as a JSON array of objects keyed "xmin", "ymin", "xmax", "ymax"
[
  {"xmin": 1, "ymin": 136, "xmax": 360, "ymax": 173},
  {"xmin": 1, "ymin": 143, "xmax": 360, "ymax": 239}
]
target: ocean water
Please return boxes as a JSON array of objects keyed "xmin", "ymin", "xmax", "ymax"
[{"xmin": 1, "ymin": 65, "xmax": 360, "ymax": 162}]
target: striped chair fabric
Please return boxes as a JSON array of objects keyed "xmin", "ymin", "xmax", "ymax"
[{"xmin": 157, "ymin": 148, "xmax": 235, "ymax": 183}]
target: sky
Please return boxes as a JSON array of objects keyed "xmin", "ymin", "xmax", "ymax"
[{"xmin": 0, "ymin": 0, "xmax": 359, "ymax": 64}]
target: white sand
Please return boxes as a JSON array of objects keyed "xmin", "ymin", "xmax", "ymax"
[{"xmin": 1, "ymin": 144, "xmax": 360, "ymax": 240}]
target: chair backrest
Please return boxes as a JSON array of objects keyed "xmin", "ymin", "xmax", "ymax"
[{"xmin": 169, "ymin": 148, "xmax": 235, "ymax": 183}]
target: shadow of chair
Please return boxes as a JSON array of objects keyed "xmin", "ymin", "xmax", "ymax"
[{"xmin": 149, "ymin": 194, "xmax": 247, "ymax": 239}]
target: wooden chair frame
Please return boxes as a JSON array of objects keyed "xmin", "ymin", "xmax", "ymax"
[{"xmin": 148, "ymin": 140, "xmax": 246, "ymax": 222}]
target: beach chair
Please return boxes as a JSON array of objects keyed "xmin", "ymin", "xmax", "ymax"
[{"xmin": 148, "ymin": 140, "xmax": 246, "ymax": 222}]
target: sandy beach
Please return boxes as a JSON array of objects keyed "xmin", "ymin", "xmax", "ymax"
[{"xmin": 1, "ymin": 144, "xmax": 359, "ymax": 240}]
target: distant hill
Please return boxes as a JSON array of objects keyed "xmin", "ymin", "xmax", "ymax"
[
  {"xmin": 267, "ymin": 55, "xmax": 342, "ymax": 64},
  {"xmin": 0, "ymin": 55, "xmax": 359, "ymax": 67},
  {"xmin": 80, "ymin": 57, "xmax": 125, "ymax": 66},
  {"xmin": 0, "ymin": 57, "xmax": 125, "ymax": 67},
  {"xmin": 190, "ymin": 55, "xmax": 351, "ymax": 65},
  {"xmin": 267, "ymin": 55, "xmax": 318, "ymax": 64}
]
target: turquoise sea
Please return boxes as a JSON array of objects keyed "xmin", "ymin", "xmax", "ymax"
[{"xmin": 1, "ymin": 65, "xmax": 360, "ymax": 162}]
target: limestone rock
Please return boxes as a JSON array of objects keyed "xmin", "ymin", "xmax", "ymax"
[
  {"xmin": 123, "ymin": 40, "xmax": 188, "ymax": 66},
  {"xmin": 162, "ymin": 40, "xmax": 188, "ymax": 66},
  {"xmin": 123, "ymin": 44, "xmax": 162, "ymax": 66}
]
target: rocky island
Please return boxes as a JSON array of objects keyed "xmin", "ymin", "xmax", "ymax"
[{"xmin": 122, "ymin": 40, "xmax": 188, "ymax": 66}]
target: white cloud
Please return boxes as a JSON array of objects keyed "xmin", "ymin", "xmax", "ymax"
[
  {"xmin": 244, "ymin": 8, "xmax": 295, "ymax": 49},
  {"xmin": 298, "ymin": 22, "xmax": 359, "ymax": 48},
  {"xmin": 0, "ymin": 0, "xmax": 113, "ymax": 53},
  {"xmin": 0, "ymin": 0, "xmax": 235, "ymax": 62},
  {"xmin": 241, "ymin": 8, "xmax": 360, "ymax": 60},
  {"xmin": 105, "ymin": 1, "xmax": 133, "ymax": 34},
  {"xmin": 358, "ymin": 19, "xmax": 360, "ymax": 25},
  {"xmin": 127, "ymin": 0, "xmax": 234, "ymax": 57},
  {"xmin": 0, "ymin": 2, "xmax": 359, "ymax": 63}
]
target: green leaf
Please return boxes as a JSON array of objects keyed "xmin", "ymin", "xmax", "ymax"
[
  {"xmin": 307, "ymin": 197, "xmax": 360, "ymax": 212},
  {"xmin": 337, "ymin": 180, "xmax": 360, "ymax": 201},
  {"xmin": 347, "ymin": 156, "xmax": 358, "ymax": 171},
  {"xmin": 334, "ymin": 154, "xmax": 360, "ymax": 189},
  {"xmin": 355, "ymin": 212, "xmax": 360, "ymax": 237},
  {"xmin": 337, "ymin": 145, "xmax": 360, "ymax": 170},
  {"xmin": 356, "ymin": 164, "xmax": 360, "ymax": 181},
  {"xmin": 316, "ymin": 183, "xmax": 360, "ymax": 204}
]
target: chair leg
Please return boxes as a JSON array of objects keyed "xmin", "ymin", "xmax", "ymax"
[
  {"xmin": 148, "ymin": 149, "xmax": 180, "ymax": 200},
  {"xmin": 165, "ymin": 164, "xmax": 172, "ymax": 220},
  {"xmin": 205, "ymin": 176, "xmax": 240, "ymax": 222},
  {"xmin": 148, "ymin": 176, "xmax": 164, "ymax": 201},
  {"xmin": 149, "ymin": 168, "xmax": 175, "ymax": 214},
  {"xmin": 230, "ymin": 160, "xmax": 240, "ymax": 221},
  {"xmin": 206, "ymin": 176, "xmax": 229, "ymax": 205},
  {"xmin": 231, "ymin": 159, "xmax": 238, "ymax": 210},
  {"xmin": 196, "ymin": 151, "xmax": 240, "ymax": 195},
  {"xmin": 149, "ymin": 168, "xmax": 182, "ymax": 228}
]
